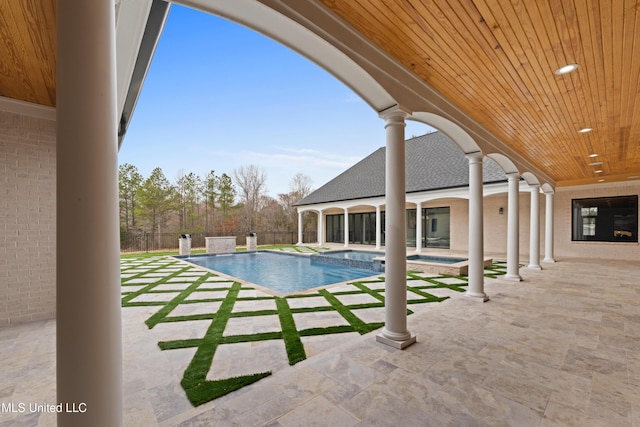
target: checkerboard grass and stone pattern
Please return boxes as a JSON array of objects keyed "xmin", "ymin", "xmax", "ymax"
[
  {"xmin": 483, "ymin": 260, "xmax": 508, "ymax": 278},
  {"xmin": 120, "ymin": 254, "xmax": 504, "ymax": 406}
]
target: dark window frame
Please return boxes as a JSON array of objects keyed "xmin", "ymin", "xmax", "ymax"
[{"xmin": 571, "ymin": 195, "xmax": 638, "ymax": 243}]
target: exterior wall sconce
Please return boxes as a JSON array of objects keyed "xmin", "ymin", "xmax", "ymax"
[{"xmin": 499, "ymin": 207, "xmax": 504, "ymax": 215}]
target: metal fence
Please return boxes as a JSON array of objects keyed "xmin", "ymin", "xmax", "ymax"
[{"xmin": 120, "ymin": 230, "xmax": 318, "ymax": 254}]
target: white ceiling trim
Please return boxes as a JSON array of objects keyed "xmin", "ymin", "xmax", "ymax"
[{"xmin": 0, "ymin": 96, "xmax": 56, "ymax": 121}]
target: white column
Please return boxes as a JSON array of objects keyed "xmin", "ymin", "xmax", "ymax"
[
  {"xmin": 504, "ymin": 173, "xmax": 522, "ymax": 281},
  {"xmin": 297, "ymin": 210, "xmax": 303, "ymax": 245},
  {"xmin": 544, "ymin": 190, "xmax": 556, "ymax": 262},
  {"xmin": 57, "ymin": 0, "xmax": 122, "ymax": 425},
  {"xmin": 466, "ymin": 152, "xmax": 489, "ymax": 301},
  {"xmin": 528, "ymin": 184, "xmax": 542, "ymax": 269},
  {"xmin": 317, "ymin": 209, "xmax": 324, "ymax": 246},
  {"xmin": 415, "ymin": 202, "xmax": 422, "ymax": 253},
  {"xmin": 376, "ymin": 106, "xmax": 416, "ymax": 349},
  {"xmin": 375, "ymin": 205, "xmax": 382, "ymax": 249},
  {"xmin": 343, "ymin": 208, "xmax": 349, "ymax": 247}
]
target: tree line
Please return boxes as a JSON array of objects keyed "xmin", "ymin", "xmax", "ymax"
[{"xmin": 119, "ymin": 163, "xmax": 317, "ymax": 237}]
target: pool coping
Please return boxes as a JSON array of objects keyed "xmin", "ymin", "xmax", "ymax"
[{"xmin": 406, "ymin": 255, "xmax": 493, "ymax": 275}]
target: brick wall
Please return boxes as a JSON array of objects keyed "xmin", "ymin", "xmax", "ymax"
[{"xmin": 0, "ymin": 110, "xmax": 56, "ymax": 325}]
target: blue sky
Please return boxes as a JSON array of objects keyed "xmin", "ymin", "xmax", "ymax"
[{"xmin": 119, "ymin": 4, "xmax": 429, "ymax": 196}]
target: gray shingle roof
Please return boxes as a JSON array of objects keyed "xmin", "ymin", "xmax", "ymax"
[{"xmin": 296, "ymin": 131, "xmax": 507, "ymax": 206}]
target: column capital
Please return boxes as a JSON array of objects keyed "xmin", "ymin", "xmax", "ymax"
[
  {"xmin": 378, "ymin": 104, "xmax": 411, "ymax": 123},
  {"xmin": 465, "ymin": 151, "xmax": 483, "ymax": 163},
  {"xmin": 506, "ymin": 172, "xmax": 521, "ymax": 180}
]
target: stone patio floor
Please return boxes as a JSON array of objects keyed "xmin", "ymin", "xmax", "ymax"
[{"xmin": 1, "ymin": 254, "xmax": 640, "ymax": 426}]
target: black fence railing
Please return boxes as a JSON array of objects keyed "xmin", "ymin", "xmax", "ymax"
[{"xmin": 120, "ymin": 230, "xmax": 318, "ymax": 254}]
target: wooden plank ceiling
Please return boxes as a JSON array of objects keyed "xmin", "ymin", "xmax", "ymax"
[
  {"xmin": 319, "ymin": 0, "xmax": 640, "ymax": 186},
  {"xmin": 0, "ymin": 0, "xmax": 56, "ymax": 107},
  {"xmin": 1, "ymin": 0, "xmax": 639, "ymax": 186}
]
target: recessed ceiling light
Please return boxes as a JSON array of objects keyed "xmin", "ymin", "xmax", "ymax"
[
  {"xmin": 588, "ymin": 161, "xmax": 603, "ymax": 166},
  {"xmin": 594, "ymin": 170, "xmax": 603, "ymax": 173},
  {"xmin": 598, "ymin": 179, "xmax": 605, "ymax": 182},
  {"xmin": 588, "ymin": 153, "xmax": 599, "ymax": 158},
  {"xmin": 578, "ymin": 128, "xmax": 592, "ymax": 133},
  {"xmin": 555, "ymin": 63, "xmax": 579, "ymax": 75}
]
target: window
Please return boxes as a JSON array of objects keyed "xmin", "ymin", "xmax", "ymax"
[
  {"xmin": 325, "ymin": 214, "xmax": 344, "ymax": 243},
  {"xmin": 422, "ymin": 207, "xmax": 450, "ymax": 248},
  {"xmin": 572, "ymin": 196, "xmax": 638, "ymax": 242},
  {"xmin": 581, "ymin": 207, "xmax": 597, "ymax": 236}
]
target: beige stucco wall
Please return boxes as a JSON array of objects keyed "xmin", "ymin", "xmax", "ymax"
[
  {"xmin": 482, "ymin": 192, "xmax": 548, "ymax": 259},
  {"xmin": 554, "ymin": 182, "xmax": 640, "ymax": 261},
  {"xmin": 483, "ymin": 194, "xmax": 507, "ymax": 254},
  {"xmin": 0, "ymin": 110, "xmax": 56, "ymax": 325}
]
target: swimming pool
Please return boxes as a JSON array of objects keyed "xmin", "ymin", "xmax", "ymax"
[{"xmin": 178, "ymin": 252, "xmax": 379, "ymax": 294}]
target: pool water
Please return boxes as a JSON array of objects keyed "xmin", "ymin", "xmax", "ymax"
[{"xmin": 180, "ymin": 252, "xmax": 379, "ymax": 294}]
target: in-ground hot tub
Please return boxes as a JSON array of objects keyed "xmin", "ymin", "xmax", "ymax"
[
  {"xmin": 310, "ymin": 250, "xmax": 385, "ymax": 272},
  {"xmin": 406, "ymin": 254, "xmax": 493, "ymax": 275}
]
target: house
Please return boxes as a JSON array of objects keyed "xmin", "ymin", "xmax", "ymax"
[
  {"xmin": 295, "ymin": 131, "xmax": 639, "ymax": 262},
  {"xmin": 1, "ymin": 1, "xmax": 639, "ymax": 425}
]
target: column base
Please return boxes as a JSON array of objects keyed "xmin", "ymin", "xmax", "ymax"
[
  {"xmin": 502, "ymin": 274, "xmax": 522, "ymax": 282},
  {"xmin": 376, "ymin": 333, "xmax": 417, "ymax": 350},
  {"xmin": 527, "ymin": 264, "xmax": 542, "ymax": 270},
  {"xmin": 465, "ymin": 291, "xmax": 490, "ymax": 302},
  {"xmin": 543, "ymin": 257, "xmax": 556, "ymax": 263}
]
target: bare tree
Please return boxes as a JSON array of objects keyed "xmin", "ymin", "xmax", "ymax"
[
  {"xmin": 290, "ymin": 172, "xmax": 313, "ymax": 198},
  {"xmin": 233, "ymin": 165, "xmax": 267, "ymax": 231},
  {"xmin": 278, "ymin": 173, "xmax": 314, "ymax": 232}
]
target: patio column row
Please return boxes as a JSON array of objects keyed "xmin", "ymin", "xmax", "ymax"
[{"xmin": 296, "ymin": 182, "xmax": 556, "ymax": 277}]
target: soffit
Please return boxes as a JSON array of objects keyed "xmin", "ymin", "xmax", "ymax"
[
  {"xmin": 0, "ymin": 0, "xmax": 56, "ymax": 107},
  {"xmin": 3, "ymin": 0, "xmax": 639, "ymax": 188},
  {"xmin": 318, "ymin": 0, "xmax": 640, "ymax": 186}
]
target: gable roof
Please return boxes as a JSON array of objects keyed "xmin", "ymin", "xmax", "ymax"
[{"xmin": 296, "ymin": 131, "xmax": 507, "ymax": 206}]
